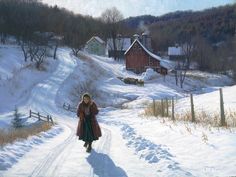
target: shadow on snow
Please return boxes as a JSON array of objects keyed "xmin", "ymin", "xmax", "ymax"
[{"xmin": 87, "ymin": 150, "xmax": 128, "ymax": 177}]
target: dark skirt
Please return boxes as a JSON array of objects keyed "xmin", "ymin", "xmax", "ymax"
[{"xmin": 79, "ymin": 115, "xmax": 98, "ymax": 142}]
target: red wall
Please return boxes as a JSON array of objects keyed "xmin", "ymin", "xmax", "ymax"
[{"xmin": 125, "ymin": 42, "xmax": 165, "ymax": 74}]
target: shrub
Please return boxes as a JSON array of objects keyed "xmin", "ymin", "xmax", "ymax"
[
  {"xmin": 0, "ymin": 122, "xmax": 52, "ymax": 147},
  {"xmin": 145, "ymin": 100, "xmax": 236, "ymax": 127},
  {"xmin": 122, "ymin": 77, "xmax": 144, "ymax": 86}
]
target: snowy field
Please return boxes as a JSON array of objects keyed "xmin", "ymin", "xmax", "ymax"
[
  {"xmin": 0, "ymin": 44, "xmax": 236, "ymax": 177},
  {"xmin": 0, "ymin": 44, "xmax": 59, "ymax": 114}
]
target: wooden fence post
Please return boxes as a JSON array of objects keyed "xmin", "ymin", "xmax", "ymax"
[
  {"xmin": 153, "ymin": 99, "xmax": 156, "ymax": 116},
  {"xmin": 190, "ymin": 94, "xmax": 195, "ymax": 122},
  {"xmin": 220, "ymin": 88, "xmax": 226, "ymax": 126},
  {"xmin": 161, "ymin": 99, "xmax": 164, "ymax": 117},
  {"xmin": 50, "ymin": 116, "xmax": 54, "ymax": 124},
  {"xmin": 38, "ymin": 112, "xmax": 41, "ymax": 121},
  {"xmin": 166, "ymin": 98, "xmax": 169, "ymax": 117},
  {"xmin": 172, "ymin": 97, "xmax": 175, "ymax": 121}
]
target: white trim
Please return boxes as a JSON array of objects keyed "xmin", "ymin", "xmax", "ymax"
[{"xmin": 87, "ymin": 36, "xmax": 105, "ymax": 45}]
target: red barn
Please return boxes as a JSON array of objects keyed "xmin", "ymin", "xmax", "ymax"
[{"xmin": 125, "ymin": 39, "xmax": 168, "ymax": 75}]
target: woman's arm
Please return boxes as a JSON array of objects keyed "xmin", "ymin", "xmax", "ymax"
[
  {"xmin": 76, "ymin": 104, "xmax": 80, "ymax": 117},
  {"xmin": 92, "ymin": 102, "xmax": 99, "ymax": 115},
  {"xmin": 77, "ymin": 103, "xmax": 84, "ymax": 118}
]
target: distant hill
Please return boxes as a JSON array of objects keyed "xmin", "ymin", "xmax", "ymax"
[
  {"xmin": 124, "ymin": 11, "xmax": 194, "ymax": 29},
  {"xmin": 124, "ymin": 4, "xmax": 236, "ymax": 50}
]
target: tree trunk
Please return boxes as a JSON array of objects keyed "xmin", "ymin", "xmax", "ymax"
[
  {"xmin": 112, "ymin": 35, "xmax": 117, "ymax": 60},
  {"xmin": 21, "ymin": 44, "xmax": 28, "ymax": 62},
  {"xmin": 53, "ymin": 44, "xmax": 58, "ymax": 59}
]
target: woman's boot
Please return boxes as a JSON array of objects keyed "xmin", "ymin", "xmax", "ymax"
[
  {"xmin": 83, "ymin": 142, "xmax": 88, "ymax": 148},
  {"xmin": 86, "ymin": 142, "xmax": 92, "ymax": 152}
]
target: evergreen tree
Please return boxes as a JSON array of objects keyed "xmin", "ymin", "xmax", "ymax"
[{"xmin": 12, "ymin": 107, "xmax": 23, "ymax": 129}]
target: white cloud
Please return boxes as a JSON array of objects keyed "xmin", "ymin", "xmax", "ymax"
[{"xmin": 41, "ymin": 0, "xmax": 235, "ymax": 18}]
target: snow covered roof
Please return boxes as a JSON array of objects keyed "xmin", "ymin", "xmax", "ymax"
[
  {"xmin": 125, "ymin": 39, "xmax": 174, "ymax": 70},
  {"xmin": 160, "ymin": 59, "xmax": 175, "ymax": 70},
  {"xmin": 87, "ymin": 36, "xmax": 105, "ymax": 45},
  {"xmin": 168, "ymin": 46, "xmax": 183, "ymax": 56},
  {"xmin": 107, "ymin": 38, "xmax": 131, "ymax": 51}
]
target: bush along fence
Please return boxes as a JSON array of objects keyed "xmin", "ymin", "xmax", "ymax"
[
  {"xmin": 29, "ymin": 110, "xmax": 54, "ymax": 124},
  {"xmin": 63, "ymin": 102, "xmax": 77, "ymax": 113},
  {"xmin": 148, "ymin": 88, "xmax": 236, "ymax": 127}
]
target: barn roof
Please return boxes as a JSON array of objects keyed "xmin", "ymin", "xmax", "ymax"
[
  {"xmin": 87, "ymin": 36, "xmax": 105, "ymax": 45},
  {"xmin": 125, "ymin": 39, "xmax": 173, "ymax": 70}
]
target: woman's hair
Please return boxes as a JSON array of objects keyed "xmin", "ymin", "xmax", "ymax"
[{"xmin": 82, "ymin": 93, "xmax": 91, "ymax": 100}]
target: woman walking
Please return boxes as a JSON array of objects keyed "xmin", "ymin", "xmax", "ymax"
[{"xmin": 76, "ymin": 93, "xmax": 102, "ymax": 152}]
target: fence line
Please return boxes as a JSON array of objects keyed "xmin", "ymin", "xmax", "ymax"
[
  {"xmin": 29, "ymin": 110, "xmax": 54, "ymax": 124},
  {"xmin": 63, "ymin": 103, "xmax": 77, "ymax": 113},
  {"xmin": 151, "ymin": 88, "xmax": 230, "ymax": 127}
]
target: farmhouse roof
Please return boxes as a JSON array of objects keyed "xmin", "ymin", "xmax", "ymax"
[{"xmin": 87, "ymin": 36, "xmax": 105, "ymax": 44}]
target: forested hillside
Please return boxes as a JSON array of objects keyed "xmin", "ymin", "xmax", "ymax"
[
  {"xmin": 0, "ymin": 0, "xmax": 105, "ymax": 49},
  {"xmin": 125, "ymin": 4, "xmax": 236, "ymax": 49}
]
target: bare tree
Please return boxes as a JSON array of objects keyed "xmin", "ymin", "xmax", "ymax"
[
  {"xmin": 67, "ymin": 17, "xmax": 89, "ymax": 57},
  {"xmin": 0, "ymin": 17, "xmax": 6, "ymax": 44},
  {"xmin": 51, "ymin": 35, "xmax": 63, "ymax": 59},
  {"xmin": 34, "ymin": 45, "xmax": 47, "ymax": 69},
  {"xmin": 180, "ymin": 40, "xmax": 196, "ymax": 69},
  {"xmin": 70, "ymin": 33, "xmax": 81, "ymax": 57},
  {"xmin": 174, "ymin": 61, "xmax": 188, "ymax": 88},
  {"xmin": 194, "ymin": 35, "xmax": 214, "ymax": 71},
  {"xmin": 101, "ymin": 7, "xmax": 124, "ymax": 60},
  {"xmin": 20, "ymin": 40, "xmax": 31, "ymax": 62},
  {"xmin": 174, "ymin": 32, "xmax": 197, "ymax": 88},
  {"xmin": 23, "ymin": 32, "xmax": 50, "ymax": 69}
]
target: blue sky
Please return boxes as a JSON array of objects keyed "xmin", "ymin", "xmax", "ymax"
[{"xmin": 42, "ymin": 0, "xmax": 235, "ymax": 18}]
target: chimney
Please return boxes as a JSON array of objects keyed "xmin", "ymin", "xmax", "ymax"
[
  {"xmin": 133, "ymin": 34, "xmax": 139, "ymax": 40},
  {"xmin": 142, "ymin": 32, "xmax": 152, "ymax": 51}
]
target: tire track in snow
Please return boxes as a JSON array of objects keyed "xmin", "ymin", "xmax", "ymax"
[
  {"xmin": 22, "ymin": 48, "xmax": 78, "ymax": 177},
  {"xmin": 29, "ymin": 124, "xmax": 75, "ymax": 177}
]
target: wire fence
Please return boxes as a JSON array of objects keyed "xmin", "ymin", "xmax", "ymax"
[{"xmin": 148, "ymin": 88, "xmax": 236, "ymax": 127}]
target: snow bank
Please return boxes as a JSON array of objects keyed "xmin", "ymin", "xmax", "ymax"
[
  {"xmin": 0, "ymin": 45, "xmax": 59, "ymax": 113},
  {"xmin": 0, "ymin": 125, "xmax": 63, "ymax": 171},
  {"xmin": 178, "ymin": 85, "xmax": 236, "ymax": 113},
  {"xmin": 141, "ymin": 68, "xmax": 161, "ymax": 81},
  {"xmin": 99, "ymin": 107, "xmax": 236, "ymax": 177}
]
